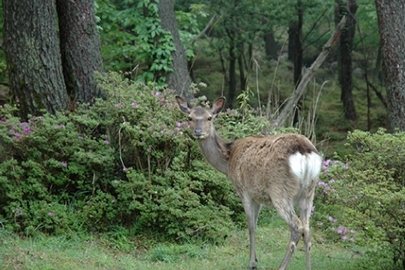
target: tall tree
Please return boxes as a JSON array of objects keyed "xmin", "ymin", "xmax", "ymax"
[
  {"xmin": 158, "ymin": 0, "xmax": 193, "ymax": 100},
  {"xmin": 336, "ymin": 0, "xmax": 358, "ymax": 120},
  {"xmin": 287, "ymin": 0, "xmax": 304, "ymax": 125},
  {"xmin": 3, "ymin": 0, "xmax": 69, "ymax": 118},
  {"xmin": 288, "ymin": 0, "xmax": 304, "ymax": 86},
  {"xmin": 56, "ymin": 0, "xmax": 104, "ymax": 104},
  {"xmin": 375, "ymin": 0, "xmax": 405, "ymax": 132}
]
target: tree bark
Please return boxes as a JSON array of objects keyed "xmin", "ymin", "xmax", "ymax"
[
  {"xmin": 56, "ymin": 0, "xmax": 104, "ymax": 105},
  {"xmin": 158, "ymin": 0, "xmax": 192, "ymax": 100},
  {"xmin": 375, "ymin": 0, "xmax": 405, "ymax": 132},
  {"xmin": 228, "ymin": 40, "xmax": 237, "ymax": 109},
  {"xmin": 264, "ymin": 27, "xmax": 280, "ymax": 60},
  {"xmin": 336, "ymin": 0, "xmax": 357, "ymax": 120},
  {"xmin": 3, "ymin": 0, "xmax": 69, "ymax": 118},
  {"xmin": 288, "ymin": 0, "xmax": 304, "ymax": 125}
]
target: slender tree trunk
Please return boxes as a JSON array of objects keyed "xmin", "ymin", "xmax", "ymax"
[
  {"xmin": 237, "ymin": 43, "xmax": 247, "ymax": 92},
  {"xmin": 158, "ymin": 0, "xmax": 192, "ymax": 100},
  {"xmin": 56, "ymin": 0, "xmax": 104, "ymax": 105},
  {"xmin": 375, "ymin": 0, "xmax": 405, "ymax": 132},
  {"xmin": 3, "ymin": 0, "xmax": 69, "ymax": 118},
  {"xmin": 228, "ymin": 41, "xmax": 237, "ymax": 109},
  {"xmin": 264, "ymin": 27, "xmax": 280, "ymax": 60},
  {"xmin": 288, "ymin": 0, "xmax": 303, "ymax": 125},
  {"xmin": 293, "ymin": 0, "xmax": 303, "ymax": 86},
  {"xmin": 336, "ymin": 0, "xmax": 357, "ymax": 120}
]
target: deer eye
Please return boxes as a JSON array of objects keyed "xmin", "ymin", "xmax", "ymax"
[
  {"xmin": 188, "ymin": 116, "xmax": 192, "ymax": 121},
  {"xmin": 207, "ymin": 116, "xmax": 212, "ymax": 121}
]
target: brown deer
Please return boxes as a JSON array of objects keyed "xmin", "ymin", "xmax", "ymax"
[{"xmin": 176, "ymin": 96, "xmax": 322, "ymax": 270}]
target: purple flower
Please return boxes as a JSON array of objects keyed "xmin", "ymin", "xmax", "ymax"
[
  {"xmin": 131, "ymin": 101, "xmax": 139, "ymax": 108},
  {"xmin": 147, "ymin": 147, "xmax": 152, "ymax": 153},
  {"xmin": 328, "ymin": 216, "xmax": 337, "ymax": 223},
  {"xmin": 337, "ymin": 226, "xmax": 348, "ymax": 235},
  {"xmin": 104, "ymin": 140, "xmax": 110, "ymax": 145},
  {"xmin": 342, "ymin": 236, "xmax": 348, "ymax": 241},
  {"xmin": 61, "ymin": 162, "xmax": 68, "ymax": 168},
  {"xmin": 78, "ymin": 136, "xmax": 83, "ymax": 140},
  {"xmin": 323, "ymin": 159, "xmax": 331, "ymax": 167},
  {"xmin": 48, "ymin": 212, "xmax": 55, "ymax": 217}
]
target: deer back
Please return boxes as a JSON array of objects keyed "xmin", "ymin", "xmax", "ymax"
[{"xmin": 227, "ymin": 133, "xmax": 321, "ymax": 205}]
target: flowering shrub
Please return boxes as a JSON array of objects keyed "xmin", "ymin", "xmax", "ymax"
[
  {"xmin": 313, "ymin": 129, "xmax": 405, "ymax": 269},
  {"xmin": 0, "ymin": 72, "xmax": 272, "ymax": 242}
]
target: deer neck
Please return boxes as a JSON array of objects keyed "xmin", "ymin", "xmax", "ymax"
[{"xmin": 197, "ymin": 128, "xmax": 232, "ymax": 176}]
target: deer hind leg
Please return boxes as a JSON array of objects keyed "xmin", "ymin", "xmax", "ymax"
[
  {"xmin": 273, "ymin": 199, "xmax": 303, "ymax": 270},
  {"xmin": 240, "ymin": 194, "xmax": 262, "ymax": 270},
  {"xmin": 299, "ymin": 182, "xmax": 316, "ymax": 270}
]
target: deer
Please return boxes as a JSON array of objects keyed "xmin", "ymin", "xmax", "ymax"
[{"xmin": 175, "ymin": 96, "xmax": 323, "ymax": 270}]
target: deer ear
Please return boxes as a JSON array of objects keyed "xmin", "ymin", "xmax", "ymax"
[
  {"xmin": 175, "ymin": 96, "xmax": 191, "ymax": 113},
  {"xmin": 211, "ymin": 96, "xmax": 226, "ymax": 115}
]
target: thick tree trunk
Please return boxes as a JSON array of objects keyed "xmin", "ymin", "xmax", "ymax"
[
  {"xmin": 375, "ymin": 0, "xmax": 405, "ymax": 132},
  {"xmin": 158, "ymin": 0, "xmax": 192, "ymax": 100},
  {"xmin": 56, "ymin": 0, "xmax": 104, "ymax": 105},
  {"xmin": 3, "ymin": 0, "xmax": 69, "ymax": 118},
  {"xmin": 336, "ymin": 0, "xmax": 357, "ymax": 120}
]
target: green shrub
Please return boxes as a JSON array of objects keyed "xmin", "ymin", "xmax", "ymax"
[
  {"xmin": 0, "ymin": 72, "xmax": 272, "ymax": 242},
  {"xmin": 313, "ymin": 129, "xmax": 405, "ymax": 269}
]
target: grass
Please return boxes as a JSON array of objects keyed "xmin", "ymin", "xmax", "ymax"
[{"xmin": 0, "ymin": 219, "xmax": 368, "ymax": 270}]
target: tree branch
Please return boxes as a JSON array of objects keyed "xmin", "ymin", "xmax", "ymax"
[
  {"xmin": 276, "ymin": 16, "xmax": 347, "ymax": 127},
  {"xmin": 302, "ymin": 8, "xmax": 328, "ymax": 44},
  {"xmin": 185, "ymin": 14, "xmax": 217, "ymax": 50},
  {"xmin": 365, "ymin": 76, "xmax": 387, "ymax": 108}
]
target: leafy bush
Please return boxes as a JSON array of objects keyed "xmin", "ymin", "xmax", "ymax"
[
  {"xmin": 0, "ymin": 72, "xmax": 272, "ymax": 243},
  {"xmin": 313, "ymin": 129, "xmax": 405, "ymax": 269}
]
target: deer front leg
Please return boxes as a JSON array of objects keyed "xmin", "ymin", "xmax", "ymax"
[{"xmin": 241, "ymin": 194, "xmax": 262, "ymax": 270}]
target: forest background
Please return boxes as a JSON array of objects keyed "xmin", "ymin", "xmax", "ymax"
[{"xmin": 0, "ymin": 0, "xmax": 405, "ymax": 269}]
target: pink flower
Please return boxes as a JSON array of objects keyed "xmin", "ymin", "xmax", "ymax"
[{"xmin": 61, "ymin": 162, "xmax": 67, "ymax": 167}]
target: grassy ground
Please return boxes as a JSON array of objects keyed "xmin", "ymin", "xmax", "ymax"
[{"xmin": 0, "ymin": 220, "xmax": 367, "ymax": 270}]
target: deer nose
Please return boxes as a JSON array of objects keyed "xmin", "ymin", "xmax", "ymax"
[{"xmin": 194, "ymin": 128, "xmax": 203, "ymax": 137}]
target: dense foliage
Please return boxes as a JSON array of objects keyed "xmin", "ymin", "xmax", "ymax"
[
  {"xmin": 0, "ymin": 72, "xmax": 272, "ymax": 242},
  {"xmin": 314, "ymin": 129, "xmax": 405, "ymax": 269}
]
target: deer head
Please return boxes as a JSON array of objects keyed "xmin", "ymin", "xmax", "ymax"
[{"xmin": 175, "ymin": 96, "xmax": 226, "ymax": 139}]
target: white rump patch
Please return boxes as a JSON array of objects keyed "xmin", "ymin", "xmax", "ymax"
[{"xmin": 289, "ymin": 152, "xmax": 322, "ymax": 187}]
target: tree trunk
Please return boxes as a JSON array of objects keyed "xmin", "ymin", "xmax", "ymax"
[
  {"xmin": 158, "ymin": 0, "xmax": 192, "ymax": 100},
  {"xmin": 288, "ymin": 0, "xmax": 304, "ymax": 125},
  {"xmin": 264, "ymin": 27, "xmax": 280, "ymax": 60},
  {"xmin": 293, "ymin": 0, "xmax": 303, "ymax": 87},
  {"xmin": 56, "ymin": 0, "xmax": 105, "ymax": 105},
  {"xmin": 375, "ymin": 0, "xmax": 405, "ymax": 132},
  {"xmin": 3, "ymin": 0, "xmax": 69, "ymax": 118},
  {"xmin": 336, "ymin": 0, "xmax": 357, "ymax": 120},
  {"xmin": 228, "ymin": 41, "xmax": 237, "ymax": 109},
  {"xmin": 237, "ymin": 43, "xmax": 247, "ymax": 92}
]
